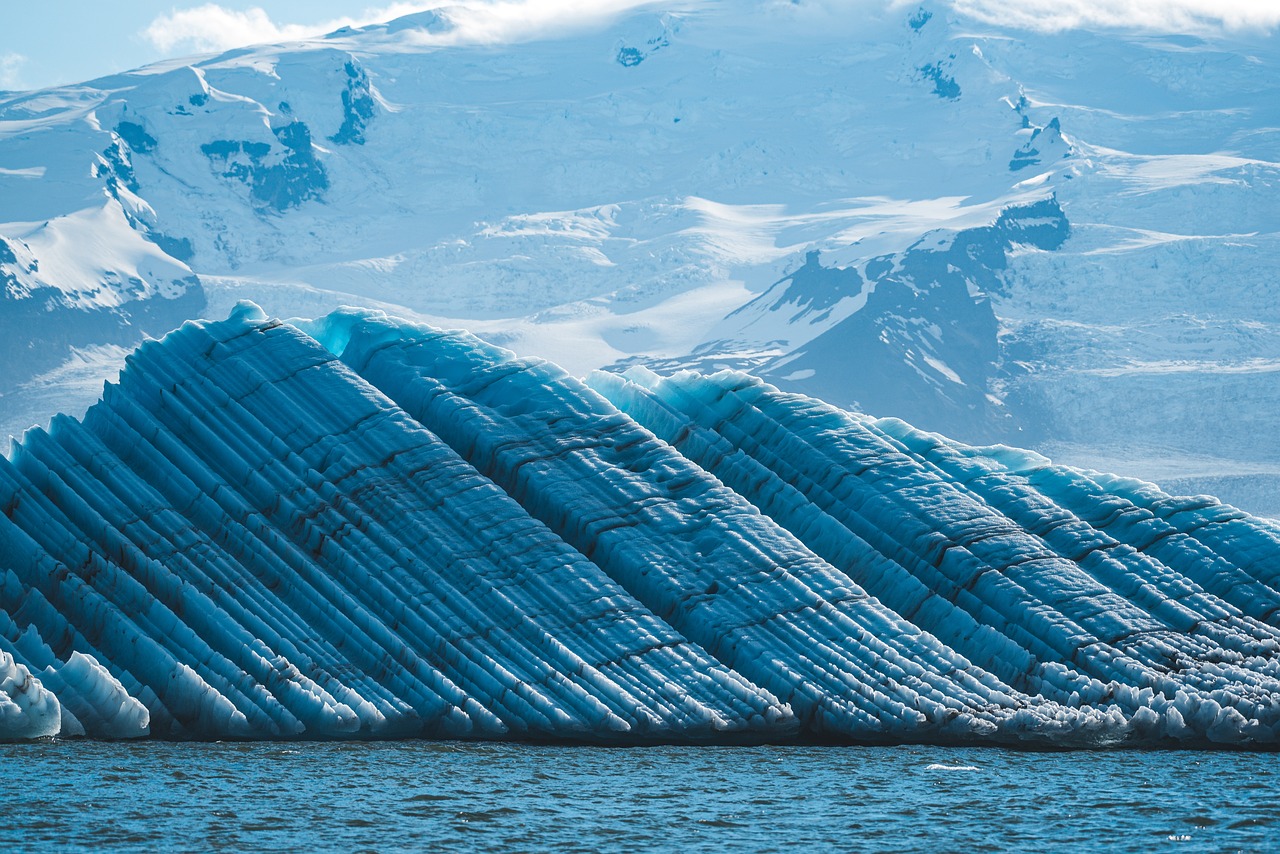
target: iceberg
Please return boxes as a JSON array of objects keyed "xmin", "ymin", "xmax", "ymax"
[
  {"xmin": 0, "ymin": 650, "xmax": 61, "ymax": 740},
  {"xmin": 2, "ymin": 304, "xmax": 1279, "ymax": 746},
  {"xmin": 588, "ymin": 366, "xmax": 1280, "ymax": 744}
]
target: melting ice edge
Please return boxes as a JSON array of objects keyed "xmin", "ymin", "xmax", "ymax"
[{"xmin": 3, "ymin": 302, "xmax": 1280, "ymax": 747}]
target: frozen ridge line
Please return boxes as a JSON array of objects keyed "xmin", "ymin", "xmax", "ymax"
[{"xmin": 2, "ymin": 304, "xmax": 1279, "ymax": 746}]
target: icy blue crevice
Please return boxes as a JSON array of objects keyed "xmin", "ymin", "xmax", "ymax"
[{"xmin": 592, "ymin": 368, "xmax": 1048, "ymax": 688}]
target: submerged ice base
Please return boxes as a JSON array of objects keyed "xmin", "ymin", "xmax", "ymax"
[{"xmin": 3, "ymin": 304, "xmax": 1280, "ymax": 746}]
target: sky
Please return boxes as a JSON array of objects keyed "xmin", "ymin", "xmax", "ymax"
[
  {"xmin": 0, "ymin": 1, "xmax": 433, "ymax": 90},
  {"xmin": 1, "ymin": 0, "xmax": 1278, "ymax": 92}
]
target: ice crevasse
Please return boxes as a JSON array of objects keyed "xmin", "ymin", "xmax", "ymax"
[{"xmin": 3, "ymin": 302, "xmax": 1280, "ymax": 746}]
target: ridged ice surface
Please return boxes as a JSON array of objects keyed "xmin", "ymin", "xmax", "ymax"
[
  {"xmin": 3, "ymin": 304, "xmax": 1280, "ymax": 745},
  {"xmin": 0, "ymin": 304, "xmax": 788, "ymax": 741},
  {"xmin": 590, "ymin": 366, "xmax": 1280, "ymax": 744}
]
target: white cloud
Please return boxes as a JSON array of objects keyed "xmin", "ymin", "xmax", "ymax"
[
  {"xmin": 431, "ymin": 0, "xmax": 680, "ymax": 44},
  {"xmin": 950, "ymin": 0, "xmax": 1280, "ymax": 33},
  {"xmin": 140, "ymin": 0, "xmax": 1280, "ymax": 59},
  {"xmin": 0, "ymin": 53, "xmax": 27, "ymax": 90},
  {"xmin": 142, "ymin": 3, "xmax": 433, "ymax": 54},
  {"xmin": 141, "ymin": 1, "xmax": 672, "ymax": 56}
]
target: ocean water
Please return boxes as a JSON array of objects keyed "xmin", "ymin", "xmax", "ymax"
[{"xmin": 2, "ymin": 741, "xmax": 1277, "ymax": 852}]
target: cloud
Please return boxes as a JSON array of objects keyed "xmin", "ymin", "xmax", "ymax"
[
  {"xmin": 141, "ymin": 3, "xmax": 436, "ymax": 54},
  {"xmin": 950, "ymin": 0, "xmax": 1280, "ymax": 33},
  {"xmin": 429, "ymin": 0, "xmax": 680, "ymax": 44},
  {"xmin": 140, "ymin": 0, "xmax": 1280, "ymax": 59},
  {"xmin": 141, "ymin": 1, "xmax": 671, "ymax": 56},
  {"xmin": 0, "ymin": 53, "xmax": 27, "ymax": 90}
]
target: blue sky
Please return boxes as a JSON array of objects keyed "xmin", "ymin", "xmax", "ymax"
[
  {"xmin": 0, "ymin": 1, "xmax": 447, "ymax": 90},
  {"xmin": 2, "ymin": 0, "xmax": 1278, "ymax": 92}
]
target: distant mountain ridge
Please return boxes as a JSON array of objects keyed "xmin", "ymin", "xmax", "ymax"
[{"xmin": 0, "ymin": 1, "xmax": 1277, "ymax": 512}]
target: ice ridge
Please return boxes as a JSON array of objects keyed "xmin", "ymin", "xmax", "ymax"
[
  {"xmin": 589, "ymin": 366, "xmax": 1280, "ymax": 744},
  {"xmin": 3, "ymin": 305, "xmax": 1280, "ymax": 746}
]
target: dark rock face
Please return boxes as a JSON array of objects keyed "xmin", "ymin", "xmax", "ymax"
[
  {"xmin": 330, "ymin": 61, "xmax": 376, "ymax": 145},
  {"xmin": 918, "ymin": 59, "xmax": 961, "ymax": 100},
  {"xmin": 615, "ymin": 28, "xmax": 670, "ymax": 67},
  {"xmin": 615, "ymin": 199, "xmax": 1070, "ymax": 444},
  {"xmin": 201, "ymin": 121, "xmax": 329, "ymax": 212},
  {"xmin": 114, "ymin": 121, "xmax": 157, "ymax": 154},
  {"xmin": 1010, "ymin": 118, "xmax": 1070, "ymax": 172},
  {"xmin": 0, "ymin": 236, "xmax": 36, "ymax": 299},
  {"xmin": 97, "ymin": 139, "xmax": 140, "ymax": 195},
  {"xmin": 756, "ymin": 198, "xmax": 1069, "ymax": 441}
]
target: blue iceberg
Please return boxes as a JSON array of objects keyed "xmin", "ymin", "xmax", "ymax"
[{"xmin": 2, "ymin": 304, "xmax": 1279, "ymax": 746}]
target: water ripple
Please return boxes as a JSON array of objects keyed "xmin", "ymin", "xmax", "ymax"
[{"xmin": 1, "ymin": 742, "xmax": 1278, "ymax": 852}]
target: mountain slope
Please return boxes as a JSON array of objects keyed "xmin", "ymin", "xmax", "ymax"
[{"xmin": 0, "ymin": 1, "xmax": 1277, "ymax": 512}]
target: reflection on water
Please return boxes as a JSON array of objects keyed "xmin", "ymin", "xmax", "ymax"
[{"xmin": 2, "ymin": 741, "xmax": 1276, "ymax": 851}]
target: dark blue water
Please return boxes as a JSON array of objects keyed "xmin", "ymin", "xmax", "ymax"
[{"xmin": 2, "ymin": 742, "xmax": 1277, "ymax": 851}]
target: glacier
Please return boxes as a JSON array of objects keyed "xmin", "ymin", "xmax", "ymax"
[
  {"xmin": 3, "ymin": 304, "xmax": 1280, "ymax": 746},
  {"xmin": 2, "ymin": 1, "xmax": 1279, "ymax": 519}
]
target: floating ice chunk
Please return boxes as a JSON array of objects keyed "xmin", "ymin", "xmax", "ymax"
[{"xmin": 0, "ymin": 651, "xmax": 61, "ymax": 740}]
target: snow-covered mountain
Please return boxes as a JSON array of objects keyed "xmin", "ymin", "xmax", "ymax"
[
  {"xmin": 1, "ymin": 1, "xmax": 1277, "ymax": 512},
  {"xmin": 5, "ymin": 306, "xmax": 1280, "ymax": 744}
]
